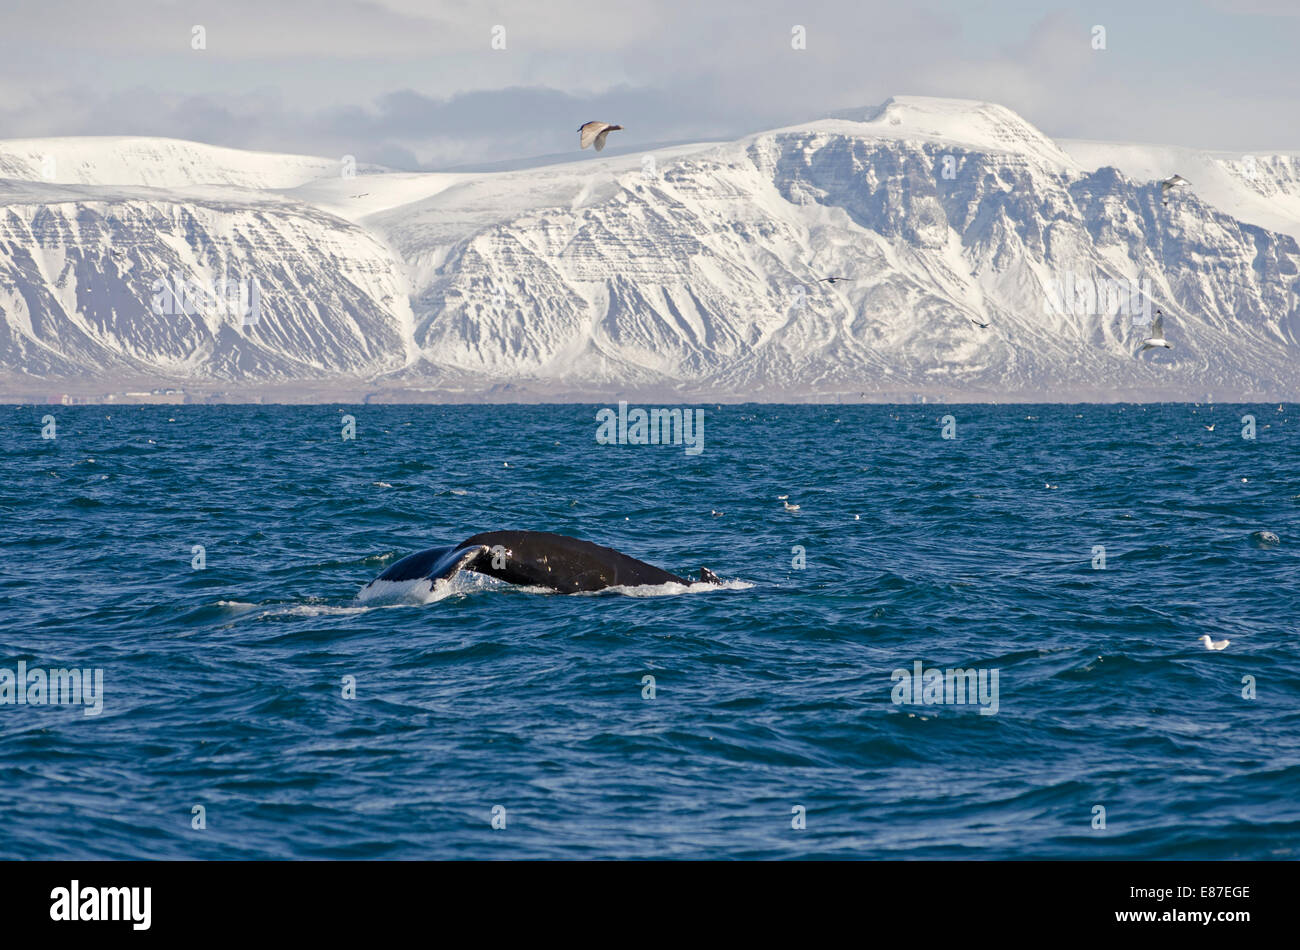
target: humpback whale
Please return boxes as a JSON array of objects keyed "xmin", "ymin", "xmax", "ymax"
[{"xmin": 359, "ymin": 530, "xmax": 722, "ymax": 600}]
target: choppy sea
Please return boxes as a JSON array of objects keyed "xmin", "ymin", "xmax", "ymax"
[{"xmin": 1, "ymin": 403, "xmax": 1297, "ymax": 859}]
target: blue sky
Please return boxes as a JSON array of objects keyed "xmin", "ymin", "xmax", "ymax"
[{"xmin": 1, "ymin": 0, "xmax": 1296, "ymax": 169}]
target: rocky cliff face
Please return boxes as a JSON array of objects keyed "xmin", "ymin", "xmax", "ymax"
[
  {"xmin": 0, "ymin": 195, "xmax": 412, "ymax": 382},
  {"xmin": 1, "ymin": 98, "xmax": 1298, "ymax": 400}
]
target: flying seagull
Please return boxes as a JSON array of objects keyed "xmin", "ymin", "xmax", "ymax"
[
  {"xmin": 578, "ymin": 121, "xmax": 623, "ymax": 152},
  {"xmin": 1137, "ymin": 309, "xmax": 1172, "ymax": 354},
  {"xmin": 1160, "ymin": 175, "xmax": 1190, "ymax": 206},
  {"xmin": 819, "ymin": 276, "xmax": 852, "ymax": 284},
  {"xmin": 970, "ymin": 319, "xmax": 990, "ymax": 329},
  {"xmin": 1199, "ymin": 635, "xmax": 1229, "ymax": 651}
]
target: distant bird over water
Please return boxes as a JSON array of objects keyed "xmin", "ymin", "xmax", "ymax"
[
  {"xmin": 970, "ymin": 319, "xmax": 990, "ymax": 329},
  {"xmin": 1160, "ymin": 174, "xmax": 1190, "ymax": 206},
  {"xmin": 1199, "ymin": 635, "xmax": 1230, "ymax": 651},
  {"xmin": 819, "ymin": 276, "xmax": 852, "ymax": 284},
  {"xmin": 1137, "ymin": 310, "xmax": 1172, "ymax": 354},
  {"xmin": 578, "ymin": 121, "xmax": 623, "ymax": 152}
]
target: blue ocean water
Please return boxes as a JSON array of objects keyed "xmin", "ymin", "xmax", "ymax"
[{"xmin": 1, "ymin": 403, "xmax": 1297, "ymax": 860}]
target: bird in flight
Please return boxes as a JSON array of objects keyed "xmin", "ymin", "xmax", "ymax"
[
  {"xmin": 970, "ymin": 319, "xmax": 990, "ymax": 329},
  {"xmin": 578, "ymin": 121, "xmax": 623, "ymax": 152},
  {"xmin": 819, "ymin": 276, "xmax": 852, "ymax": 284},
  {"xmin": 1160, "ymin": 175, "xmax": 1190, "ymax": 206},
  {"xmin": 1136, "ymin": 309, "xmax": 1172, "ymax": 354}
]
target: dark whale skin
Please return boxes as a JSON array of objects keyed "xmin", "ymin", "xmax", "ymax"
[
  {"xmin": 362, "ymin": 530, "xmax": 716, "ymax": 595},
  {"xmin": 460, "ymin": 530, "xmax": 688, "ymax": 593}
]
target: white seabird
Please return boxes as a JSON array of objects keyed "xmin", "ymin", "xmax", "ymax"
[
  {"xmin": 1199, "ymin": 635, "xmax": 1230, "ymax": 651},
  {"xmin": 578, "ymin": 121, "xmax": 623, "ymax": 152},
  {"xmin": 1160, "ymin": 174, "xmax": 1190, "ymax": 206},
  {"xmin": 1137, "ymin": 310, "xmax": 1172, "ymax": 355}
]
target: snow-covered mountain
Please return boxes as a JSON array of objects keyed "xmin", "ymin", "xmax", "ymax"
[{"xmin": 2, "ymin": 98, "xmax": 1298, "ymax": 402}]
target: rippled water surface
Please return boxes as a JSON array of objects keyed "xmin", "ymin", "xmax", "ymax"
[{"xmin": 1, "ymin": 403, "xmax": 1297, "ymax": 859}]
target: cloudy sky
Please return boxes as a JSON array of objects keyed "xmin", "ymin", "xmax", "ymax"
[{"xmin": 2, "ymin": 0, "xmax": 1297, "ymax": 169}]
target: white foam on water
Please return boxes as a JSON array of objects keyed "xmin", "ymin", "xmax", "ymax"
[
  {"xmin": 354, "ymin": 576, "xmax": 435, "ymax": 606},
  {"xmin": 583, "ymin": 579, "xmax": 754, "ymax": 598},
  {"xmin": 352, "ymin": 573, "xmax": 751, "ymax": 606},
  {"xmin": 272, "ymin": 603, "xmax": 380, "ymax": 618}
]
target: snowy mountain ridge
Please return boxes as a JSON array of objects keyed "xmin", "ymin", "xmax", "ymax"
[{"xmin": 1, "ymin": 96, "xmax": 1298, "ymax": 401}]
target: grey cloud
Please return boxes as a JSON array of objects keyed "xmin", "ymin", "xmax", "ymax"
[{"xmin": 0, "ymin": 0, "xmax": 1294, "ymax": 167}]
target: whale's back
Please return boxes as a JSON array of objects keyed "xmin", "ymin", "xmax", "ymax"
[{"xmin": 462, "ymin": 530, "xmax": 688, "ymax": 593}]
